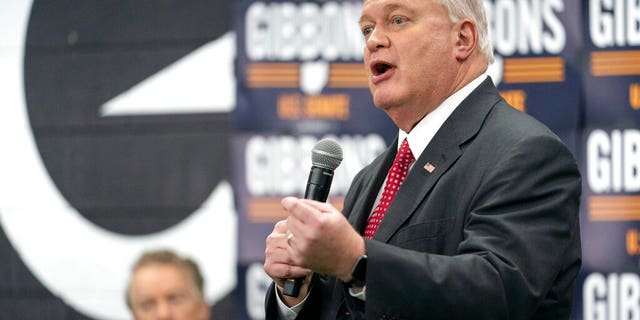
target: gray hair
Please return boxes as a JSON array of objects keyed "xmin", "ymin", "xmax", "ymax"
[{"xmin": 440, "ymin": 0, "xmax": 494, "ymax": 64}]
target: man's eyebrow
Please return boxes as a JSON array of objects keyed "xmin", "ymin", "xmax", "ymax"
[
  {"xmin": 358, "ymin": 15, "xmax": 371, "ymax": 25},
  {"xmin": 358, "ymin": 4, "xmax": 410, "ymax": 25}
]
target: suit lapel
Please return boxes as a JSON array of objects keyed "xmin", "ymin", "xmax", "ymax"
[{"xmin": 374, "ymin": 78, "xmax": 503, "ymax": 243}]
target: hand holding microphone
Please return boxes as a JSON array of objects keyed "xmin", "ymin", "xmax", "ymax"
[{"xmin": 282, "ymin": 139, "xmax": 343, "ymax": 297}]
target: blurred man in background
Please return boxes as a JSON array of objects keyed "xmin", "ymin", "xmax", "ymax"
[{"xmin": 126, "ymin": 249, "xmax": 211, "ymax": 320}]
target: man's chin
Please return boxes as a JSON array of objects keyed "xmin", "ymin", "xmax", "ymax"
[{"xmin": 372, "ymin": 93, "xmax": 400, "ymax": 112}]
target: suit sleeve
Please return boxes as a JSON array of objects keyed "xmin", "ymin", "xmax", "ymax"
[{"xmin": 364, "ymin": 134, "xmax": 582, "ymax": 319}]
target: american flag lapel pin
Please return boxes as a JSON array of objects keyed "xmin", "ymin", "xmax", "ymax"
[{"xmin": 423, "ymin": 162, "xmax": 436, "ymax": 173}]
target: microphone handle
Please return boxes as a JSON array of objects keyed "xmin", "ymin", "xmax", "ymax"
[
  {"xmin": 282, "ymin": 166, "xmax": 334, "ymax": 297},
  {"xmin": 303, "ymin": 166, "xmax": 333, "ymax": 202}
]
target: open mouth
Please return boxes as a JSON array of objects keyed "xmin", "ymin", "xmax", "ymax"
[{"xmin": 371, "ymin": 62, "xmax": 394, "ymax": 76}]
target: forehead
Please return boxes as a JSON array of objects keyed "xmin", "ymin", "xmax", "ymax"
[
  {"xmin": 131, "ymin": 264, "xmax": 193, "ymax": 292},
  {"xmin": 360, "ymin": 0, "xmax": 442, "ymax": 20}
]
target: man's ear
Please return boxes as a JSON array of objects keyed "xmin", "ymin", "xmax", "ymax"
[{"xmin": 454, "ymin": 19, "xmax": 478, "ymax": 61}]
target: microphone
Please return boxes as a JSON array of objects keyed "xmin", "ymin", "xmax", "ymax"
[{"xmin": 282, "ymin": 139, "xmax": 343, "ymax": 297}]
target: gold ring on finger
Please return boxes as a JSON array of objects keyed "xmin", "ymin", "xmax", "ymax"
[{"xmin": 287, "ymin": 232, "xmax": 294, "ymax": 245}]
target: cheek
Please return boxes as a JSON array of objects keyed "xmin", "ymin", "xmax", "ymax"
[
  {"xmin": 363, "ymin": 54, "xmax": 371, "ymax": 75},
  {"xmin": 404, "ymin": 49, "xmax": 443, "ymax": 76}
]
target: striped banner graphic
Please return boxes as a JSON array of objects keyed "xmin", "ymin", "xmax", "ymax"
[
  {"xmin": 589, "ymin": 195, "xmax": 640, "ymax": 221},
  {"xmin": 591, "ymin": 50, "xmax": 640, "ymax": 77},
  {"xmin": 328, "ymin": 63, "xmax": 368, "ymax": 88},
  {"xmin": 503, "ymin": 57, "xmax": 565, "ymax": 83},
  {"xmin": 246, "ymin": 62, "xmax": 369, "ymax": 89},
  {"xmin": 246, "ymin": 63, "xmax": 300, "ymax": 88}
]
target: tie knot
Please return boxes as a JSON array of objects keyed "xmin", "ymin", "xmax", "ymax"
[{"xmin": 397, "ymin": 138, "xmax": 414, "ymax": 166}]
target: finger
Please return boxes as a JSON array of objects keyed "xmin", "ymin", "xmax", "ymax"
[
  {"xmin": 265, "ymin": 261, "xmax": 312, "ymax": 280},
  {"xmin": 273, "ymin": 219, "xmax": 288, "ymax": 233},
  {"xmin": 298, "ymin": 198, "xmax": 339, "ymax": 213},
  {"xmin": 282, "ymin": 197, "xmax": 315, "ymax": 223},
  {"xmin": 285, "ymin": 232, "xmax": 303, "ymax": 264},
  {"xmin": 265, "ymin": 247, "xmax": 294, "ymax": 268},
  {"xmin": 265, "ymin": 232, "xmax": 287, "ymax": 251}
]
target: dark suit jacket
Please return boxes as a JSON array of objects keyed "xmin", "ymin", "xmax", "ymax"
[{"xmin": 266, "ymin": 78, "xmax": 582, "ymax": 319}]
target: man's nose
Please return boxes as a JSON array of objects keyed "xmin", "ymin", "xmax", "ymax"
[
  {"xmin": 366, "ymin": 27, "xmax": 389, "ymax": 52},
  {"xmin": 155, "ymin": 301, "xmax": 173, "ymax": 320}
]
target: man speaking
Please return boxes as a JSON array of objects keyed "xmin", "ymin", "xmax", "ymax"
[{"xmin": 263, "ymin": 0, "xmax": 582, "ymax": 319}]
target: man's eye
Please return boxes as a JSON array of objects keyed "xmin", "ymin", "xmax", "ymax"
[
  {"xmin": 362, "ymin": 26, "xmax": 373, "ymax": 37},
  {"xmin": 139, "ymin": 300, "xmax": 155, "ymax": 312},
  {"xmin": 393, "ymin": 17, "xmax": 405, "ymax": 25},
  {"xmin": 168, "ymin": 294, "xmax": 188, "ymax": 306}
]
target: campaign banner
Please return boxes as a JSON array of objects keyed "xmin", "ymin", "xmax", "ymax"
[
  {"xmin": 233, "ymin": 1, "xmax": 587, "ymax": 318},
  {"xmin": 232, "ymin": 3, "xmax": 395, "ymax": 318},
  {"xmin": 237, "ymin": 261, "xmax": 283, "ymax": 319},
  {"xmin": 484, "ymin": 0, "xmax": 582, "ymax": 153},
  {"xmin": 233, "ymin": 0, "xmax": 396, "ymax": 139},
  {"xmin": 579, "ymin": 0, "xmax": 640, "ymax": 319}
]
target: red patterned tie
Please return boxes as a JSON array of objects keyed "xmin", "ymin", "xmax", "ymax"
[{"xmin": 364, "ymin": 138, "xmax": 414, "ymax": 239}]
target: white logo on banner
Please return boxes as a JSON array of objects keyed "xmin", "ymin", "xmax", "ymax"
[
  {"xmin": 0, "ymin": 2, "xmax": 237, "ymax": 319},
  {"xmin": 300, "ymin": 61, "xmax": 329, "ymax": 95},
  {"xmin": 101, "ymin": 32, "xmax": 236, "ymax": 117}
]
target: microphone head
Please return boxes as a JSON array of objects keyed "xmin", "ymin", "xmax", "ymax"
[{"xmin": 311, "ymin": 139, "xmax": 343, "ymax": 171}]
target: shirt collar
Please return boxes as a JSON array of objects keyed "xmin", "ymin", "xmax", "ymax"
[{"xmin": 398, "ymin": 74, "xmax": 488, "ymax": 160}]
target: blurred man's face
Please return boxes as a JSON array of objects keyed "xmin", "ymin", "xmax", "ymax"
[{"xmin": 129, "ymin": 264, "xmax": 210, "ymax": 320}]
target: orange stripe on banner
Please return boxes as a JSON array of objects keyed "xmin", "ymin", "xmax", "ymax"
[
  {"xmin": 504, "ymin": 70, "xmax": 565, "ymax": 77},
  {"xmin": 503, "ymin": 74, "xmax": 565, "ymax": 83},
  {"xmin": 592, "ymin": 62, "xmax": 640, "ymax": 70},
  {"xmin": 505, "ymin": 58, "xmax": 564, "ymax": 68},
  {"xmin": 589, "ymin": 196, "xmax": 640, "ymax": 221},
  {"xmin": 503, "ymin": 57, "xmax": 565, "ymax": 83},
  {"xmin": 248, "ymin": 63, "xmax": 300, "ymax": 69},
  {"xmin": 248, "ymin": 197, "xmax": 287, "ymax": 223},
  {"xmin": 246, "ymin": 62, "xmax": 369, "ymax": 88},
  {"xmin": 590, "ymin": 212, "xmax": 640, "ymax": 221},
  {"xmin": 331, "ymin": 74, "xmax": 367, "ymax": 81},
  {"xmin": 592, "ymin": 50, "xmax": 640, "ymax": 60},
  {"xmin": 331, "ymin": 68, "xmax": 365, "ymax": 73},
  {"xmin": 330, "ymin": 67, "xmax": 365, "ymax": 72},
  {"xmin": 504, "ymin": 76, "xmax": 564, "ymax": 83},
  {"xmin": 330, "ymin": 63, "xmax": 364, "ymax": 69},
  {"xmin": 592, "ymin": 67, "xmax": 640, "ymax": 77},
  {"xmin": 328, "ymin": 82, "xmax": 369, "ymax": 88},
  {"xmin": 248, "ymin": 196, "xmax": 345, "ymax": 223},
  {"xmin": 330, "ymin": 74, "xmax": 367, "ymax": 79},
  {"xmin": 247, "ymin": 74, "xmax": 298, "ymax": 80},
  {"xmin": 329, "ymin": 64, "xmax": 368, "ymax": 88},
  {"xmin": 246, "ymin": 82, "xmax": 299, "ymax": 88},
  {"xmin": 248, "ymin": 69, "xmax": 299, "ymax": 75},
  {"xmin": 591, "ymin": 50, "xmax": 640, "ymax": 76},
  {"xmin": 246, "ymin": 63, "xmax": 300, "ymax": 88},
  {"xmin": 246, "ymin": 81, "xmax": 298, "ymax": 86}
]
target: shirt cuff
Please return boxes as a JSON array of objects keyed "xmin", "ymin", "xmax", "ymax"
[
  {"xmin": 275, "ymin": 285, "xmax": 309, "ymax": 320},
  {"xmin": 348, "ymin": 285, "xmax": 366, "ymax": 301}
]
